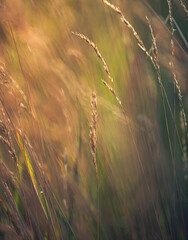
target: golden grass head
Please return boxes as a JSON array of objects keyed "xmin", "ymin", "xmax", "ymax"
[{"xmin": 90, "ymin": 92, "xmax": 97, "ymax": 170}]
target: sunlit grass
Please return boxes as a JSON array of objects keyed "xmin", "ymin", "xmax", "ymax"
[{"xmin": 0, "ymin": 0, "xmax": 188, "ymax": 239}]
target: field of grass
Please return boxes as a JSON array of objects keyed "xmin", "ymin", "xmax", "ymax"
[{"xmin": 0, "ymin": 0, "xmax": 188, "ymax": 239}]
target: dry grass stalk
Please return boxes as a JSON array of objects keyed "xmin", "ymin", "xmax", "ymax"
[
  {"xmin": 90, "ymin": 92, "xmax": 98, "ymax": 176},
  {"xmin": 145, "ymin": 17, "xmax": 158, "ymax": 67},
  {"xmin": 72, "ymin": 32, "xmax": 122, "ymax": 111},
  {"xmin": 72, "ymin": 31, "xmax": 114, "ymax": 83},
  {"xmin": 102, "ymin": 80, "xmax": 122, "ymax": 106},
  {"xmin": 72, "ymin": 31, "xmax": 123, "ymax": 108},
  {"xmin": 167, "ymin": 0, "xmax": 188, "ymax": 169},
  {"xmin": 103, "ymin": 0, "xmax": 156, "ymax": 68},
  {"xmin": 90, "ymin": 92, "xmax": 99, "ymax": 239},
  {"xmin": 146, "ymin": 17, "xmax": 174, "ymax": 158},
  {"xmin": 178, "ymin": 0, "xmax": 188, "ymax": 16}
]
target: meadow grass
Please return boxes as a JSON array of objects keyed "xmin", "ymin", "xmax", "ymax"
[{"xmin": 0, "ymin": 0, "xmax": 188, "ymax": 239}]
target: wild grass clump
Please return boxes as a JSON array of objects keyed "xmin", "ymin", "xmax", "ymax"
[{"xmin": 0, "ymin": 0, "xmax": 187, "ymax": 239}]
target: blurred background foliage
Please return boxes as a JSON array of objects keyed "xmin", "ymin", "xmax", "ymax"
[{"xmin": 0, "ymin": 0, "xmax": 187, "ymax": 239}]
